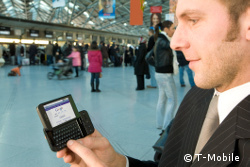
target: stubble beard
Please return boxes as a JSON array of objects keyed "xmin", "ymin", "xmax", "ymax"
[{"xmin": 195, "ymin": 41, "xmax": 243, "ymax": 91}]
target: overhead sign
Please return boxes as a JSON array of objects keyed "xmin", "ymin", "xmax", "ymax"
[
  {"xmin": 77, "ymin": 34, "xmax": 83, "ymax": 40},
  {"xmin": 14, "ymin": 29, "xmax": 22, "ymax": 36},
  {"xmin": 30, "ymin": 30, "xmax": 39, "ymax": 37},
  {"xmin": 66, "ymin": 33, "xmax": 73, "ymax": 40},
  {"xmin": 45, "ymin": 31, "xmax": 53, "ymax": 38},
  {"xmin": 99, "ymin": 0, "xmax": 116, "ymax": 19},
  {"xmin": 165, "ymin": 13, "xmax": 175, "ymax": 23},
  {"xmin": 150, "ymin": 6, "xmax": 162, "ymax": 13},
  {"xmin": 52, "ymin": 0, "xmax": 66, "ymax": 8},
  {"xmin": 0, "ymin": 27, "xmax": 11, "ymax": 35}
]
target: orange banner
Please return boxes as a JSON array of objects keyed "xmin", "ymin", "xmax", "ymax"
[{"xmin": 130, "ymin": 0, "xmax": 143, "ymax": 25}]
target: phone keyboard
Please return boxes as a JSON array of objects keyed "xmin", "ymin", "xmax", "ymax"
[{"xmin": 53, "ymin": 121, "xmax": 83, "ymax": 149}]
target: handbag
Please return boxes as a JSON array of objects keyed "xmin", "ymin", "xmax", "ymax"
[
  {"xmin": 99, "ymin": 73, "xmax": 102, "ymax": 78},
  {"xmin": 145, "ymin": 49, "xmax": 155, "ymax": 66}
]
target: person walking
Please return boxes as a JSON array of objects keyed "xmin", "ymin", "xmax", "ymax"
[
  {"xmin": 88, "ymin": 41, "xmax": 102, "ymax": 92},
  {"xmin": 154, "ymin": 21, "xmax": 178, "ymax": 130}
]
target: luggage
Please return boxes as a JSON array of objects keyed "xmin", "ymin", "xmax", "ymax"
[{"xmin": 22, "ymin": 58, "xmax": 30, "ymax": 65}]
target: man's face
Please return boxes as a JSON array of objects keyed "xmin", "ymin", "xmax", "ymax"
[
  {"xmin": 171, "ymin": 0, "xmax": 247, "ymax": 91},
  {"xmin": 101, "ymin": 0, "xmax": 113, "ymax": 10},
  {"xmin": 165, "ymin": 24, "xmax": 175, "ymax": 37}
]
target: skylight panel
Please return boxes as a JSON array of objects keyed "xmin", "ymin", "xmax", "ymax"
[
  {"xmin": 88, "ymin": 21, "xmax": 95, "ymax": 25},
  {"xmin": 83, "ymin": 12, "xmax": 89, "ymax": 18}
]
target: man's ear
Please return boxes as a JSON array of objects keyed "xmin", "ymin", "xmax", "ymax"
[{"xmin": 245, "ymin": 7, "xmax": 250, "ymax": 40}]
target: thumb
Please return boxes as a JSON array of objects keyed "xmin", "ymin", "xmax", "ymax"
[{"xmin": 67, "ymin": 140, "xmax": 106, "ymax": 167}]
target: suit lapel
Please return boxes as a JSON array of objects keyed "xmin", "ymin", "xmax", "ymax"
[
  {"xmin": 159, "ymin": 87, "xmax": 214, "ymax": 167},
  {"xmin": 192, "ymin": 95, "xmax": 250, "ymax": 167}
]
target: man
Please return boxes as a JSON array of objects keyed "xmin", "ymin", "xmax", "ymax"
[
  {"xmin": 146, "ymin": 28, "xmax": 157, "ymax": 88},
  {"xmin": 99, "ymin": 0, "xmax": 115, "ymax": 17},
  {"xmin": 29, "ymin": 42, "xmax": 37, "ymax": 65},
  {"xmin": 45, "ymin": 41, "xmax": 54, "ymax": 65},
  {"xmin": 57, "ymin": 0, "xmax": 250, "ymax": 166},
  {"xmin": 100, "ymin": 41, "xmax": 109, "ymax": 67},
  {"xmin": 16, "ymin": 42, "xmax": 24, "ymax": 65},
  {"xmin": 9, "ymin": 41, "xmax": 16, "ymax": 65},
  {"xmin": 176, "ymin": 51, "xmax": 195, "ymax": 87}
]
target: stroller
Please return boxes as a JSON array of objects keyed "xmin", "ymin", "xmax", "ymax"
[{"xmin": 47, "ymin": 58, "xmax": 73, "ymax": 80}]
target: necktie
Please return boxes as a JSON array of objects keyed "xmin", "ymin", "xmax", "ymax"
[{"xmin": 193, "ymin": 95, "xmax": 219, "ymax": 161}]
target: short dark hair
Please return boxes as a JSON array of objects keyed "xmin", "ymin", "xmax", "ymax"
[
  {"xmin": 154, "ymin": 21, "xmax": 173, "ymax": 42},
  {"xmin": 162, "ymin": 20, "xmax": 173, "ymax": 29},
  {"xmin": 73, "ymin": 46, "xmax": 79, "ymax": 51},
  {"xmin": 18, "ymin": 65, "xmax": 22, "ymax": 68},
  {"xmin": 91, "ymin": 41, "xmax": 98, "ymax": 50}
]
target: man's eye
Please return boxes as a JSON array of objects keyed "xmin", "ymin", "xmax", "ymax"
[{"xmin": 188, "ymin": 19, "xmax": 198, "ymax": 24}]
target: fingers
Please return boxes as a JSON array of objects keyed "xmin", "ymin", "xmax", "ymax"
[
  {"xmin": 57, "ymin": 148, "xmax": 67, "ymax": 158},
  {"xmin": 78, "ymin": 130, "xmax": 110, "ymax": 151},
  {"xmin": 67, "ymin": 140, "xmax": 106, "ymax": 167}
]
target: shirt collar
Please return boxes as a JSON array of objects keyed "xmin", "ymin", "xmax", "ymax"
[
  {"xmin": 215, "ymin": 82, "xmax": 250, "ymax": 124},
  {"xmin": 161, "ymin": 31, "xmax": 171, "ymax": 41}
]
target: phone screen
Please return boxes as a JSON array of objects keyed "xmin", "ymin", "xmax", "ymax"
[{"xmin": 44, "ymin": 98, "xmax": 76, "ymax": 127}]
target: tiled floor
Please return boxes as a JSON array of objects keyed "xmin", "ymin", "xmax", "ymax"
[{"xmin": 0, "ymin": 64, "xmax": 192, "ymax": 167}]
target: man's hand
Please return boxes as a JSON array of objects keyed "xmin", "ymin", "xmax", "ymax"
[{"xmin": 57, "ymin": 129, "xmax": 127, "ymax": 167}]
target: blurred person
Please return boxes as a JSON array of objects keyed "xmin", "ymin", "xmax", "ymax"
[
  {"xmin": 154, "ymin": 21, "xmax": 177, "ymax": 130},
  {"xmin": 57, "ymin": 0, "xmax": 250, "ymax": 166},
  {"xmin": 147, "ymin": 28, "xmax": 157, "ymax": 88},
  {"xmin": 134, "ymin": 37, "xmax": 149, "ymax": 90},
  {"xmin": 8, "ymin": 65, "xmax": 22, "ymax": 76},
  {"xmin": 29, "ymin": 42, "xmax": 37, "ymax": 65},
  {"xmin": 0, "ymin": 44, "xmax": 5, "ymax": 67},
  {"xmin": 100, "ymin": 41, "xmax": 109, "ymax": 67},
  {"xmin": 176, "ymin": 51, "xmax": 195, "ymax": 87},
  {"xmin": 45, "ymin": 41, "xmax": 54, "ymax": 65},
  {"xmin": 88, "ymin": 41, "xmax": 102, "ymax": 92},
  {"xmin": 67, "ymin": 46, "xmax": 81, "ymax": 78},
  {"xmin": 77, "ymin": 42, "xmax": 85, "ymax": 70},
  {"xmin": 124, "ymin": 46, "xmax": 132, "ymax": 66},
  {"xmin": 53, "ymin": 43, "xmax": 62, "ymax": 63},
  {"xmin": 109, "ymin": 43, "xmax": 116, "ymax": 64},
  {"xmin": 16, "ymin": 42, "xmax": 24, "ymax": 65},
  {"xmin": 9, "ymin": 41, "xmax": 16, "ymax": 65}
]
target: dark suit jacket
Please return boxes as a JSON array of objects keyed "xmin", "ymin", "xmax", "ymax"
[{"xmin": 129, "ymin": 86, "xmax": 250, "ymax": 167}]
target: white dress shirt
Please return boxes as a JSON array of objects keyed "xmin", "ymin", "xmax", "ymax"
[{"xmin": 216, "ymin": 82, "xmax": 250, "ymax": 124}]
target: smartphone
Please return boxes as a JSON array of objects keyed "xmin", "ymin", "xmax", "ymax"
[{"xmin": 36, "ymin": 94, "xmax": 94, "ymax": 152}]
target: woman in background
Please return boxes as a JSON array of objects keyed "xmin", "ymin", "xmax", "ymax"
[
  {"xmin": 88, "ymin": 41, "xmax": 102, "ymax": 92},
  {"xmin": 67, "ymin": 46, "xmax": 81, "ymax": 77},
  {"xmin": 154, "ymin": 21, "xmax": 177, "ymax": 131},
  {"xmin": 151, "ymin": 13, "xmax": 161, "ymax": 29}
]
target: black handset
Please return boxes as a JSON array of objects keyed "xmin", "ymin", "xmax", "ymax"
[{"xmin": 36, "ymin": 95, "xmax": 94, "ymax": 152}]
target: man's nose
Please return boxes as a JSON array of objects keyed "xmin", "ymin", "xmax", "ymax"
[{"xmin": 170, "ymin": 26, "xmax": 190, "ymax": 51}]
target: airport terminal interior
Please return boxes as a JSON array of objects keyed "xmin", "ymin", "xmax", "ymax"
[
  {"xmin": 0, "ymin": 0, "xmax": 194, "ymax": 166},
  {"xmin": 0, "ymin": 65, "xmax": 192, "ymax": 167}
]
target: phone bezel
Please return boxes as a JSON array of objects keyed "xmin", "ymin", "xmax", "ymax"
[{"xmin": 37, "ymin": 94, "xmax": 80, "ymax": 130}]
